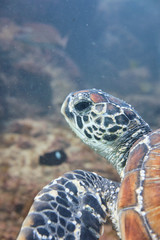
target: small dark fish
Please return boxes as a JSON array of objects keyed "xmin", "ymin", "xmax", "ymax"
[{"xmin": 39, "ymin": 150, "xmax": 67, "ymax": 166}]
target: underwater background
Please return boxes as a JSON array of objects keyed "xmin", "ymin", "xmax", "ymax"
[{"xmin": 0, "ymin": 0, "xmax": 160, "ymax": 239}]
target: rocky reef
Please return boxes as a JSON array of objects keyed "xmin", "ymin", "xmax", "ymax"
[
  {"xmin": 0, "ymin": 118, "xmax": 120, "ymax": 240},
  {"xmin": 0, "ymin": 18, "xmax": 80, "ymax": 122}
]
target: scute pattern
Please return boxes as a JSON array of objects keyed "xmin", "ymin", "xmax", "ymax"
[{"xmin": 118, "ymin": 130, "xmax": 160, "ymax": 239}]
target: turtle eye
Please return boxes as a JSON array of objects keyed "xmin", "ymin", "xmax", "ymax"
[{"xmin": 74, "ymin": 101, "xmax": 92, "ymax": 112}]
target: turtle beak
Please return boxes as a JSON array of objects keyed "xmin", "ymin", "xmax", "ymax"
[
  {"xmin": 61, "ymin": 96, "xmax": 68, "ymax": 116},
  {"xmin": 61, "ymin": 94, "xmax": 74, "ymax": 120}
]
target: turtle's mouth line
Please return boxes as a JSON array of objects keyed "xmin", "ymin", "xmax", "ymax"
[
  {"xmin": 66, "ymin": 117, "xmax": 84, "ymax": 137},
  {"xmin": 61, "ymin": 97, "xmax": 68, "ymax": 116}
]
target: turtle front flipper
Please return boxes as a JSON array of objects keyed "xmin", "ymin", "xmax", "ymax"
[{"xmin": 17, "ymin": 170, "xmax": 120, "ymax": 240}]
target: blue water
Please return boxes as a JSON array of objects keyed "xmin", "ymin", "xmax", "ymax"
[{"xmin": 0, "ymin": 0, "xmax": 160, "ymax": 125}]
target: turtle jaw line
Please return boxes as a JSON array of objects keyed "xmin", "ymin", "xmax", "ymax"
[
  {"xmin": 66, "ymin": 117, "xmax": 105, "ymax": 150},
  {"xmin": 62, "ymin": 109, "xmax": 110, "ymax": 157}
]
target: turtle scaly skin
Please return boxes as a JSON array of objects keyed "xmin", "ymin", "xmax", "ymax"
[
  {"xmin": 17, "ymin": 89, "xmax": 160, "ymax": 240},
  {"xmin": 17, "ymin": 170, "xmax": 119, "ymax": 240}
]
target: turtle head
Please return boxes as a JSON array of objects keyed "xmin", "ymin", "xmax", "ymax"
[{"xmin": 61, "ymin": 89, "xmax": 151, "ymax": 175}]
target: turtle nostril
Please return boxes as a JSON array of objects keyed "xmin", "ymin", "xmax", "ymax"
[{"xmin": 74, "ymin": 101, "xmax": 92, "ymax": 112}]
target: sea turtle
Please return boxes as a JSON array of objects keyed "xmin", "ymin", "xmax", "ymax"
[{"xmin": 17, "ymin": 89, "xmax": 160, "ymax": 240}]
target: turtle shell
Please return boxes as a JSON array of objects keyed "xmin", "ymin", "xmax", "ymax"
[{"xmin": 117, "ymin": 129, "xmax": 160, "ymax": 240}]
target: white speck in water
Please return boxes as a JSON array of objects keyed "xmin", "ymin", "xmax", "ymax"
[{"xmin": 55, "ymin": 151, "xmax": 61, "ymax": 159}]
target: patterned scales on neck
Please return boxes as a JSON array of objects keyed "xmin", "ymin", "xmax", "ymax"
[{"xmin": 17, "ymin": 89, "xmax": 160, "ymax": 240}]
